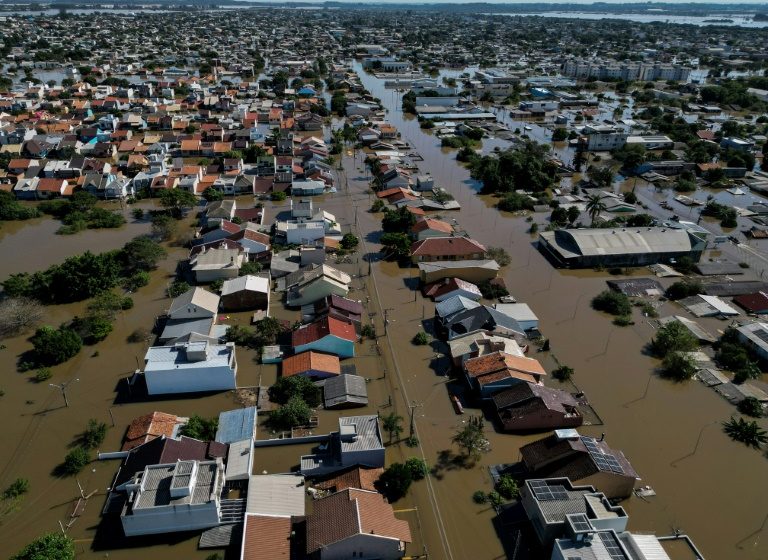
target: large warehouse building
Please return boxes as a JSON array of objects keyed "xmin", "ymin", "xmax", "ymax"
[{"xmin": 538, "ymin": 227, "xmax": 706, "ymax": 268}]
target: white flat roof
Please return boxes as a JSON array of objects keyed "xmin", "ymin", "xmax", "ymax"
[{"xmin": 246, "ymin": 474, "xmax": 306, "ymax": 517}]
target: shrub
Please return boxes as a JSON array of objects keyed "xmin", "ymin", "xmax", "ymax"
[
  {"xmin": 10, "ymin": 533, "xmax": 74, "ymax": 560},
  {"xmin": 3, "ymin": 478, "xmax": 30, "ymax": 500},
  {"xmin": 371, "ymin": 199, "xmax": 385, "ymax": 212},
  {"xmin": 495, "ymin": 475, "xmax": 519, "ymax": 500},
  {"xmin": 478, "ymin": 280, "xmax": 509, "ymax": 300},
  {"xmin": 552, "ymin": 365, "xmax": 573, "ymax": 381},
  {"xmin": 269, "ymin": 375, "xmax": 322, "ymax": 407},
  {"xmin": 131, "ymin": 208, "xmax": 145, "ymax": 220},
  {"xmin": 61, "ymin": 447, "xmax": 90, "ymax": 475},
  {"xmin": 412, "ymin": 331, "xmax": 430, "ymax": 345},
  {"xmin": 82, "ymin": 419, "xmax": 108, "ymax": 449},
  {"xmin": 269, "ymin": 396, "xmax": 312, "ymax": 430},
  {"xmin": 472, "ymin": 490, "xmax": 488, "ymax": 504},
  {"xmin": 33, "ymin": 368, "xmax": 52, "ymax": 383},
  {"xmin": 240, "ymin": 261, "xmax": 263, "ymax": 276},
  {"xmin": 361, "ymin": 324, "xmax": 376, "ymax": 339},
  {"xmin": 591, "ymin": 290, "xmax": 631, "ymax": 316},
  {"xmin": 613, "ymin": 315, "xmax": 634, "ymax": 326},
  {"xmin": 168, "ymin": 280, "xmax": 191, "ymax": 298},
  {"xmin": 180, "ymin": 415, "xmax": 218, "ymax": 441},
  {"xmin": 405, "ymin": 457, "xmax": 429, "ymax": 480},
  {"xmin": 271, "ymin": 191, "xmax": 287, "ymax": 201},
  {"xmin": 660, "ymin": 351, "xmax": 697, "ymax": 381},
  {"xmin": 487, "ymin": 491, "xmax": 504, "ymax": 507},
  {"xmin": 486, "ymin": 247, "xmax": 511, "ymax": 266},
  {"xmin": 127, "ymin": 327, "xmax": 150, "ymax": 344},
  {"xmin": 341, "ymin": 233, "xmax": 359, "ymax": 250},
  {"xmin": 123, "ymin": 270, "xmax": 150, "ymax": 291},
  {"xmin": 738, "ymin": 396, "xmax": 764, "ymax": 418}
]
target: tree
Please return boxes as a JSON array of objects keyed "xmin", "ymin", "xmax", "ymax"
[
  {"xmin": 269, "ymin": 396, "xmax": 312, "ymax": 430},
  {"xmin": 722, "ymin": 417, "xmax": 768, "ymax": 448},
  {"xmin": 612, "ymin": 144, "xmax": 646, "ymax": 170},
  {"xmin": 30, "ymin": 326, "xmax": 82, "ymax": 366},
  {"xmin": 253, "ymin": 316, "xmax": 284, "ymax": 347},
  {"xmin": 665, "ymin": 280, "xmax": 702, "ymax": 300},
  {"xmin": 3, "ymin": 478, "xmax": 30, "ymax": 500},
  {"xmin": 0, "ymin": 297, "xmax": 43, "ymax": 338},
  {"xmin": 61, "ymin": 447, "xmax": 90, "ymax": 475},
  {"xmin": 585, "ymin": 193, "xmax": 607, "ymax": 225},
  {"xmin": 412, "ymin": 331, "xmax": 430, "ymax": 345},
  {"xmin": 11, "ymin": 533, "xmax": 74, "ymax": 560},
  {"xmin": 627, "ymin": 213, "xmax": 654, "ymax": 227},
  {"xmin": 452, "ymin": 416, "xmax": 490, "ymax": 461},
  {"xmin": 566, "ymin": 205, "xmax": 581, "ymax": 225},
  {"xmin": 158, "ymin": 188, "xmax": 198, "ymax": 217},
  {"xmin": 660, "ymin": 351, "xmax": 697, "ymax": 381},
  {"xmin": 151, "ymin": 214, "xmax": 178, "ymax": 241},
  {"xmin": 405, "ymin": 457, "xmax": 428, "ymax": 480},
  {"xmin": 651, "ymin": 320, "xmax": 699, "ymax": 357},
  {"xmin": 271, "ymin": 191, "xmax": 287, "ymax": 201},
  {"xmin": 552, "ymin": 128, "xmax": 568, "ymax": 142},
  {"xmin": 381, "ymin": 412, "xmax": 404, "ymax": 444},
  {"xmin": 240, "ymin": 261, "xmax": 263, "ymax": 276},
  {"xmin": 376, "ymin": 462, "xmax": 413, "ymax": 502},
  {"xmin": 550, "ymin": 206, "xmax": 568, "ymax": 226},
  {"xmin": 269, "ymin": 376, "xmax": 321, "ymax": 407},
  {"xmin": 82, "ymin": 419, "xmax": 108, "ymax": 449},
  {"xmin": 180, "ymin": 415, "xmax": 219, "ymax": 441},
  {"xmin": 380, "ymin": 232, "xmax": 412, "ymax": 260},
  {"xmin": 734, "ymin": 361, "xmax": 762, "ymax": 384},
  {"xmin": 487, "ymin": 247, "xmax": 511, "ymax": 266},
  {"xmin": 202, "ymin": 187, "xmax": 224, "ymax": 202},
  {"xmin": 382, "ymin": 206, "xmax": 416, "ymax": 234},
  {"xmin": 120, "ymin": 236, "xmax": 166, "ymax": 274},
  {"xmin": 591, "ymin": 290, "xmax": 631, "ymax": 316},
  {"xmin": 341, "ymin": 233, "xmax": 359, "ymax": 250},
  {"xmin": 738, "ymin": 396, "xmax": 764, "ymax": 418},
  {"xmin": 591, "ymin": 166, "xmax": 614, "ymax": 188},
  {"xmin": 168, "ymin": 280, "xmax": 191, "ymax": 298}
]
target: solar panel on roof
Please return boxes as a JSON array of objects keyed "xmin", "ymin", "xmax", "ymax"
[
  {"xmin": 531, "ymin": 483, "xmax": 569, "ymax": 501},
  {"xmin": 581, "ymin": 437, "xmax": 626, "ymax": 475},
  {"xmin": 753, "ymin": 328, "xmax": 768, "ymax": 344},
  {"xmin": 569, "ymin": 513, "xmax": 592, "ymax": 532},
  {"xmin": 599, "ymin": 532, "xmax": 627, "ymax": 560}
]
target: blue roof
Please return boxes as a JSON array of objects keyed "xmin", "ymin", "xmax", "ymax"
[
  {"xmin": 297, "ymin": 87, "xmax": 316, "ymax": 95},
  {"xmin": 216, "ymin": 407, "xmax": 257, "ymax": 444}
]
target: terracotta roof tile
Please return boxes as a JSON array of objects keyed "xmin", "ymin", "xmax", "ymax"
[
  {"xmin": 292, "ymin": 316, "xmax": 357, "ymax": 347},
  {"xmin": 122, "ymin": 411, "xmax": 182, "ymax": 451},
  {"xmin": 282, "ymin": 351, "xmax": 340, "ymax": 377},
  {"xmin": 242, "ymin": 515, "xmax": 292, "ymax": 560}
]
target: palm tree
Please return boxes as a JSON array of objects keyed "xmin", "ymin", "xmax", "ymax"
[
  {"xmin": 585, "ymin": 193, "xmax": 607, "ymax": 226},
  {"xmin": 381, "ymin": 412, "xmax": 404, "ymax": 444},
  {"xmin": 723, "ymin": 417, "xmax": 768, "ymax": 449}
]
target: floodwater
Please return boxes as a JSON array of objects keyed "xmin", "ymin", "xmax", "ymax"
[
  {"xmin": 491, "ymin": 12, "xmax": 768, "ymax": 28},
  {"xmin": 325, "ymin": 63, "xmax": 768, "ymax": 560}
]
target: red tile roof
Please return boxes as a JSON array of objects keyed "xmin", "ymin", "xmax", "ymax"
[
  {"xmin": 122, "ymin": 411, "xmax": 182, "ymax": 451},
  {"xmin": 242, "ymin": 515, "xmax": 292, "ymax": 560},
  {"xmin": 412, "ymin": 218, "xmax": 453, "ymax": 235},
  {"xmin": 306, "ymin": 489, "xmax": 412, "ymax": 555},
  {"xmin": 282, "ymin": 351, "xmax": 341, "ymax": 377},
  {"xmin": 292, "ymin": 316, "xmax": 357, "ymax": 346},
  {"xmin": 410, "ymin": 236, "xmax": 487, "ymax": 257}
]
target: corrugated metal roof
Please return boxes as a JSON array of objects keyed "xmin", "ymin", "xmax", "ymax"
[
  {"xmin": 216, "ymin": 407, "xmax": 257, "ymax": 444},
  {"xmin": 245, "ymin": 474, "xmax": 306, "ymax": 517}
]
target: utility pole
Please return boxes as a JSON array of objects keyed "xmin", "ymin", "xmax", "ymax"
[
  {"xmin": 408, "ymin": 401, "xmax": 422, "ymax": 439},
  {"xmin": 383, "ymin": 308, "xmax": 395, "ymax": 335},
  {"xmin": 49, "ymin": 378, "xmax": 79, "ymax": 408}
]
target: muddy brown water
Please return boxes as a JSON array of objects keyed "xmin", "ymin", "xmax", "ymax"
[{"xmin": 0, "ymin": 74, "xmax": 766, "ymax": 560}]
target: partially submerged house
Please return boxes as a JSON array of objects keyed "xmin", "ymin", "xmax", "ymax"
[
  {"xmin": 463, "ymin": 351, "xmax": 547, "ymax": 398},
  {"xmin": 492, "ymin": 384, "xmax": 583, "ymax": 432},
  {"xmin": 305, "ymin": 488, "xmax": 412, "ymax": 560},
  {"xmin": 301, "ymin": 415, "xmax": 384, "ymax": 477},
  {"xmin": 220, "ymin": 275, "xmax": 270, "ymax": 311},
  {"xmin": 285, "ymin": 264, "xmax": 351, "ymax": 308},
  {"xmin": 281, "ymin": 351, "xmax": 341, "ymax": 380},
  {"xmin": 292, "ymin": 316, "xmax": 357, "ymax": 358},
  {"xmin": 320, "ymin": 373, "xmax": 369, "ymax": 409},
  {"xmin": 143, "ymin": 341, "xmax": 238, "ymax": 395},
  {"xmin": 121, "ymin": 412, "xmax": 187, "ymax": 451},
  {"xmin": 519, "ymin": 430, "xmax": 640, "ymax": 499},
  {"xmin": 190, "ymin": 248, "xmax": 245, "ymax": 283},
  {"xmin": 160, "ymin": 287, "xmax": 220, "ymax": 344}
]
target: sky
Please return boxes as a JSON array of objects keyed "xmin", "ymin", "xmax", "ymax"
[{"xmin": 242, "ymin": 1, "xmax": 768, "ymax": 4}]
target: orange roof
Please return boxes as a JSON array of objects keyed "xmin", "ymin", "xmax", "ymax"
[
  {"xmin": 122, "ymin": 411, "xmax": 181, "ymax": 451},
  {"xmin": 292, "ymin": 316, "xmax": 357, "ymax": 346},
  {"xmin": 464, "ymin": 351, "xmax": 546, "ymax": 387},
  {"xmin": 242, "ymin": 515, "xmax": 291, "ymax": 560},
  {"xmin": 282, "ymin": 351, "xmax": 340, "ymax": 377},
  {"xmin": 412, "ymin": 218, "xmax": 453, "ymax": 235}
]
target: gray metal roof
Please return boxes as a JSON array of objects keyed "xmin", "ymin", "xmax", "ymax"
[
  {"xmin": 323, "ymin": 374, "xmax": 368, "ymax": 408},
  {"xmin": 245, "ymin": 474, "xmax": 306, "ymax": 517},
  {"xmin": 543, "ymin": 227, "xmax": 692, "ymax": 259},
  {"xmin": 168, "ymin": 287, "xmax": 220, "ymax": 318},
  {"xmin": 159, "ymin": 317, "xmax": 214, "ymax": 342},
  {"xmin": 133, "ymin": 460, "xmax": 219, "ymax": 510},
  {"xmin": 435, "ymin": 295, "xmax": 481, "ymax": 319},
  {"xmin": 339, "ymin": 415, "xmax": 383, "ymax": 452},
  {"xmin": 216, "ymin": 407, "xmax": 257, "ymax": 444}
]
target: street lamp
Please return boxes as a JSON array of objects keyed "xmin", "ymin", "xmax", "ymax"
[{"xmin": 49, "ymin": 378, "xmax": 79, "ymax": 408}]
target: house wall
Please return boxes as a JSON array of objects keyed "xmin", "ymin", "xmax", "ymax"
[
  {"xmin": 579, "ymin": 472, "xmax": 635, "ymax": 500},
  {"xmin": 145, "ymin": 362, "xmax": 237, "ymax": 395},
  {"xmin": 321, "ymin": 533, "xmax": 404, "ymax": 560},
  {"xmin": 420, "ymin": 266, "xmax": 497, "ymax": 285},
  {"xmin": 121, "ymin": 501, "xmax": 220, "ymax": 536},
  {"xmin": 288, "ymin": 280, "xmax": 350, "ymax": 307},
  {"xmin": 497, "ymin": 405, "xmax": 582, "ymax": 432},
  {"xmin": 341, "ymin": 448, "xmax": 385, "ymax": 469},
  {"xmin": 286, "ymin": 222, "xmax": 325, "ymax": 245},
  {"xmin": 195, "ymin": 267, "xmax": 241, "ymax": 283},
  {"xmin": 295, "ymin": 337, "xmax": 355, "ymax": 358},
  {"xmin": 220, "ymin": 290, "xmax": 269, "ymax": 311}
]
